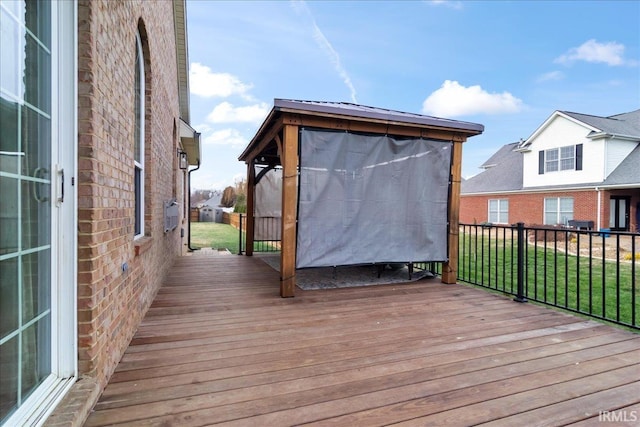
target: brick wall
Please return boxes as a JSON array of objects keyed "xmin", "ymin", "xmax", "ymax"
[
  {"xmin": 76, "ymin": 0, "xmax": 184, "ymax": 390},
  {"xmin": 460, "ymin": 189, "xmax": 600, "ymax": 227}
]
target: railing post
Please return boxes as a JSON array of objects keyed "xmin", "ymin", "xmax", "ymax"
[
  {"xmin": 514, "ymin": 222, "xmax": 528, "ymax": 303},
  {"xmin": 238, "ymin": 213, "xmax": 243, "ymax": 255}
]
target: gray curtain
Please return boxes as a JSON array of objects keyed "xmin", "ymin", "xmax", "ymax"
[{"xmin": 296, "ymin": 129, "xmax": 452, "ymax": 268}]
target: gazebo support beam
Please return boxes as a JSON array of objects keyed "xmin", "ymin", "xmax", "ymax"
[
  {"xmin": 280, "ymin": 124, "xmax": 299, "ymax": 297},
  {"xmin": 442, "ymin": 137, "xmax": 465, "ymax": 284},
  {"xmin": 245, "ymin": 160, "xmax": 256, "ymax": 256}
]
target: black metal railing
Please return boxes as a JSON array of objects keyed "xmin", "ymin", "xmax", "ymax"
[
  {"xmin": 238, "ymin": 214, "xmax": 281, "ymax": 254},
  {"xmin": 458, "ymin": 222, "xmax": 639, "ymax": 330}
]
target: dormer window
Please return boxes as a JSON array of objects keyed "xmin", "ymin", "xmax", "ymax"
[{"xmin": 538, "ymin": 144, "xmax": 582, "ymax": 174}]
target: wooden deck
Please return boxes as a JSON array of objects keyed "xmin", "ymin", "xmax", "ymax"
[{"xmin": 85, "ymin": 255, "xmax": 640, "ymax": 426}]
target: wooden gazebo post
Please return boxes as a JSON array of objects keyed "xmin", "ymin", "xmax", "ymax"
[
  {"xmin": 279, "ymin": 124, "xmax": 299, "ymax": 297},
  {"xmin": 442, "ymin": 136, "xmax": 466, "ymax": 284},
  {"xmin": 244, "ymin": 160, "xmax": 256, "ymax": 256}
]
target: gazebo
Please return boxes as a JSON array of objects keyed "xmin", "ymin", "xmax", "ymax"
[{"xmin": 239, "ymin": 99, "xmax": 484, "ymax": 297}]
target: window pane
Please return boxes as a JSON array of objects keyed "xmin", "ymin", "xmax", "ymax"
[
  {"xmin": 24, "ymin": 32, "xmax": 51, "ymax": 114},
  {"xmin": 134, "ymin": 166, "xmax": 141, "ymax": 235},
  {"xmin": 488, "ymin": 200, "xmax": 497, "ymax": 222},
  {"xmin": 0, "ymin": 98, "xmax": 21, "ymax": 174},
  {"xmin": 545, "ymin": 149, "xmax": 558, "ymax": 172},
  {"xmin": 560, "ymin": 146, "xmax": 573, "ymax": 157},
  {"xmin": 559, "ymin": 197, "xmax": 573, "ymax": 211},
  {"xmin": 544, "ymin": 198, "xmax": 557, "ymax": 225},
  {"xmin": 560, "ymin": 158, "xmax": 574, "ymax": 170},
  {"xmin": 22, "ymin": 106, "xmax": 51, "ymax": 178},
  {"xmin": 22, "ymin": 250, "xmax": 51, "ymax": 323},
  {"xmin": 20, "ymin": 319, "xmax": 50, "ymax": 404},
  {"xmin": 25, "ymin": 0, "xmax": 51, "ymax": 49},
  {"xmin": 21, "ymin": 178, "xmax": 51, "ymax": 250},
  {"xmin": 609, "ymin": 199, "xmax": 616, "ymax": 227},
  {"xmin": 559, "ymin": 197, "xmax": 573, "ymax": 225},
  {"xmin": 499, "ymin": 200, "xmax": 508, "ymax": 223},
  {"xmin": 0, "ymin": 335, "xmax": 19, "ymax": 422},
  {"xmin": 0, "ymin": 258, "xmax": 19, "ymax": 339},
  {"xmin": 560, "ymin": 146, "xmax": 575, "ymax": 170},
  {"xmin": 544, "ymin": 213, "xmax": 557, "ymax": 225},
  {"xmin": 544, "ymin": 198, "xmax": 557, "ymax": 213},
  {"xmin": 0, "ymin": 176, "xmax": 19, "ymax": 254},
  {"xmin": 134, "ymin": 46, "xmax": 141, "ymax": 162}
]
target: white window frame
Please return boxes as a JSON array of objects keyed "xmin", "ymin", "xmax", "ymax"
[
  {"xmin": 3, "ymin": 2, "xmax": 78, "ymax": 426},
  {"xmin": 545, "ymin": 145, "xmax": 575, "ymax": 173},
  {"xmin": 134, "ymin": 31, "xmax": 144, "ymax": 239},
  {"xmin": 488, "ymin": 199, "xmax": 509, "ymax": 224},
  {"xmin": 544, "ymin": 197, "xmax": 574, "ymax": 225}
]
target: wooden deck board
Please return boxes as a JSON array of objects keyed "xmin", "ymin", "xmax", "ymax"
[{"xmin": 85, "ymin": 255, "xmax": 640, "ymax": 426}]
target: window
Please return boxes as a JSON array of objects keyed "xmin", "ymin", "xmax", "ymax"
[
  {"xmin": 545, "ymin": 148, "xmax": 559, "ymax": 172},
  {"xmin": 544, "ymin": 197, "xmax": 573, "ymax": 225},
  {"xmin": 488, "ymin": 199, "xmax": 509, "ymax": 224},
  {"xmin": 538, "ymin": 144, "xmax": 582, "ymax": 174},
  {"xmin": 559, "ymin": 146, "xmax": 575, "ymax": 170},
  {"xmin": 134, "ymin": 31, "xmax": 144, "ymax": 238}
]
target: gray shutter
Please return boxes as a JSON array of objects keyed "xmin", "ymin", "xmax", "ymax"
[
  {"xmin": 575, "ymin": 144, "xmax": 583, "ymax": 171},
  {"xmin": 538, "ymin": 151, "xmax": 544, "ymax": 174}
]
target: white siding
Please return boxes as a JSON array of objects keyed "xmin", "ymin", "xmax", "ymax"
[
  {"xmin": 605, "ymin": 138, "xmax": 637, "ymax": 177},
  {"xmin": 523, "ymin": 115, "xmax": 605, "ymax": 188}
]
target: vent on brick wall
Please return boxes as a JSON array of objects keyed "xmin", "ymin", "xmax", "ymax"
[{"xmin": 164, "ymin": 199, "xmax": 179, "ymax": 233}]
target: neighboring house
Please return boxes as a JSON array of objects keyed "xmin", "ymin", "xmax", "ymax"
[
  {"xmin": 461, "ymin": 109, "xmax": 640, "ymax": 232},
  {"xmin": 200, "ymin": 193, "xmax": 223, "ymax": 209},
  {"xmin": 198, "ymin": 194, "xmax": 223, "ymax": 222},
  {"xmin": 0, "ymin": 1, "xmax": 200, "ymax": 426}
]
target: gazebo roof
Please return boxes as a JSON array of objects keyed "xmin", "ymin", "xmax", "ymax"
[{"xmin": 238, "ymin": 99, "xmax": 484, "ymax": 166}]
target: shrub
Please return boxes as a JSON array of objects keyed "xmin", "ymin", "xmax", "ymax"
[
  {"xmin": 623, "ymin": 252, "xmax": 640, "ymax": 261},
  {"xmin": 234, "ymin": 193, "xmax": 246, "ymax": 213}
]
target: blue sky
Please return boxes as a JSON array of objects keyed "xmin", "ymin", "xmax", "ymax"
[{"xmin": 186, "ymin": 0, "xmax": 640, "ymax": 190}]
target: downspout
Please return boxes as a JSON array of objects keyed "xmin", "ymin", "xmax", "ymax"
[
  {"xmin": 187, "ymin": 160, "xmax": 201, "ymax": 251},
  {"xmin": 595, "ymin": 186, "xmax": 601, "ymax": 231}
]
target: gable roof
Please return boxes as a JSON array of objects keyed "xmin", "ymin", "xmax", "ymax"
[
  {"xmin": 517, "ymin": 109, "xmax": 640, "ymax": 151},
  {"xmin": 461, "ymin": 142, "xmax": 523, "ymax": 194},
  {"xmin": 562, "ymin": 109, "xmax": 640, "ymax": 139},
  {"xmin": 602, "ymin": 143, "xmax": 640, "ymax": 187}
]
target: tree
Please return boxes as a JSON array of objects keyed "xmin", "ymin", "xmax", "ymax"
[{"xmin": 220, "ymin": 186, "xmax": 236, "ymax": 207}]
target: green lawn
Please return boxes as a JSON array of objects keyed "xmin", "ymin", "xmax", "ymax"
[
  {"xmin": 189, "ymin": 222, "xmax": 280, "ymax": 254},
  {"xmin": 190, "ymin": 222, "xmax": 240, "ymax": 253},
  {"xmin": 459, "ymin": 231, "xmax": 639, "ymax": 328}
]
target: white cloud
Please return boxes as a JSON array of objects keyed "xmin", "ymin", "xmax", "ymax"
[
  {"xmin": 292, "ymin": 0, "xmax": 358, "ymax": 103},
  {"xmin": 554, "ymin": 39, "xmax": 627, "ymax": 66},
  {"xmin": 206, "ymin": 101, "xmax": 270, "ymax": 124},
  {"xmin": 189, "ymin": 62, "xmax": 253, "ymax": 98},
  {"xmin": 201, "ymin": 127, "xmax": 248, "ymax": 148},
  {"xmin": 537, "ymin": 71, "xmax": 565, "ymax": 82},
  {"xmin": 422, "ymin": 80, "xmax": 524, "ymax": 117}
]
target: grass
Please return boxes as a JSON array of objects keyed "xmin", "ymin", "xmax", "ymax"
[
  {"xmin": 190, "ymin": 222, "xmax": 240, "ymax": 253},
  {"xmin": 458, "ymin": 230, "xmax": 639, "ymax": 328},
  {"xmin": 189, "ymin": 222, "xmax": 280, "ymax": 254}
]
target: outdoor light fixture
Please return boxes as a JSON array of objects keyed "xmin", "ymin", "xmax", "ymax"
[{"xmin": 178, "ymin": 150, "xmax": 188, "ymax": 170}]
